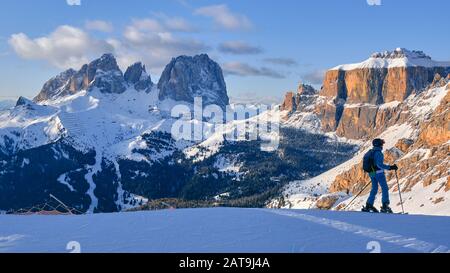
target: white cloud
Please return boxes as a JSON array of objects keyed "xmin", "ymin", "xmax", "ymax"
[
  {"xmin": 9, "ymin": 25, "xmax": 113, "ymax": 69},
  {"xmin": 66, "ymin": 0, "xmax": 81, "ymax": 6},
  {"xmin": 128, "ymin": 15, "xmax": 196, "ymax": 34},
  {"xmin": 367, "ymin": 0, "xmax": 382, "ymax": 6},
  {"xmin": 154, "ymin": 13, "xmax": 197, "ymax": 32},
  {"xmin": 85, "ymin": 20, "xmax": 114, "ymax": 33},
  {"xmin": 9, "ymin": 15, "xmax": 208, "ymax": 75},
  {"xmin": 218, "ymin": 41, "xmax": 262, "ymax": 55},
  {"xmin": 263, "ymin": 58, "xmax": 298, "ymax": 66},
  {"xmin": 195, "ymin": 4, "xmax": 252, "ymax": 30},
  {"xmin": 223, "ymin": 62, "xmax": 284, "ymax": 79},
  {"xmin": 115, "ymin": 19, "xmax": 209, "ymax": 74},
  {"xmin": 302, "ymin": 69, "xmax": 326, "ymax": 85},
  {"xmin": 129, "ymin": 18, "xmax": 165, "ymax": 33}
]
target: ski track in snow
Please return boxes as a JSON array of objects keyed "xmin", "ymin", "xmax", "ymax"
[
  {"xmin": 266, "ymin": 209, "xmax": 450, "ymax": 253},
  {"xmin": 84, "ymin": 150, "xmax": 102, "ymax": 213},
  {"xmin": 0, "ymin": 235, "xmax": 26, "ymax": 250}
]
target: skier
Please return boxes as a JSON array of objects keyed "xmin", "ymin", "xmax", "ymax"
[{"xmin": 362, "ymin": 138, "xmax": 398, "ymax": 213}]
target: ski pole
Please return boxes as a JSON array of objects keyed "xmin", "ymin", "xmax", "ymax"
[
  {"xmin": 395, "ymin": 170, "xmax": 405, "ymax": 214},
  {"xmin": 343, "ymin": 181, "xmax": 372, "ymax": 211}
]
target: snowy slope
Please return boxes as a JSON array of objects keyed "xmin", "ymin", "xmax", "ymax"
[
  {"xmin": 0, "ymin": 208, "xmax": 449, "ymax": 253},
  {"xmin": 184, "ymin": 107, "xmax": 281, "ymax": 162},
  {"xmin": 341, "ymin": 177, "xmax": 450, "ymax": 216}
]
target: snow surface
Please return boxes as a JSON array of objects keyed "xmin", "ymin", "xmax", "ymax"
[
  {"xmin": 340, "ymin": 176, "xmax": 450, "ymax": 217},
  {"xmin": 0, "ymin": 208, "xmax": 449, "ymax": 253},
  {"xmin": 282, "ymin": 111, "xmax": 322, "ymax": 133},
  {"xmin": 407, "ymin": 85, "xmax": 448, "ymax": 119}
]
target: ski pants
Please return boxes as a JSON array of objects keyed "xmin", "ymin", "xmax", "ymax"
[{"xmin": 367, "ymin": 172, "xmax": 390, "ymax": 205}]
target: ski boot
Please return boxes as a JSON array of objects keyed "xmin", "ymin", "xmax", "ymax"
[
  {"xmin": 380, "ymin": 203, "xmax": 393, "ymax": 214},
  {"xmin": 362, "ymin": 203, "xmax": 379, "ymax": 213}
]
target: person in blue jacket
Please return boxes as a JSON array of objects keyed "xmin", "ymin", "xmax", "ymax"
[{"xmin": 362, "ymin": 138, "xmax": 398, "ymax": 213}]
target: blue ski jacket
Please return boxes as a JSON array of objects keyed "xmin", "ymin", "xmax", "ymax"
[{"xmin": 372, "ymin": 146, "xmax": 391, "ymax": 173}]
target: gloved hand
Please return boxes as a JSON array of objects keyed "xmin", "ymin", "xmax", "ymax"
[{"xmin": 390, "ymin": 164, "xmax": 398, "ymax": 171}]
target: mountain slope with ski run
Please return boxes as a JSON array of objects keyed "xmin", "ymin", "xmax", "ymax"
[{"xmin": 0, "ymin": 208, "xmax": 449, "ymax": 253}]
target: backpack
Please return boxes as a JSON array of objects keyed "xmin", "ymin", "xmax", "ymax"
[{"xmin": 362, "ymin": 149, "xmax": 376, "ymax": 173}]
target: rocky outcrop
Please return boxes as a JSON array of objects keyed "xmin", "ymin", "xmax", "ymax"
[
  {"xmin": 15, "ymin": 96, "xmax": 34, "ymax": 107},
  {"xmin": 280, "ymin": 83, "xmax": 318, "ymax": 113},
  {"xmin": 315, "ymin": 194, "xmax": 341, "ymax": 210},
  {"xmin": 418, "ymin": 91, "xmax": 450, "ymax": 146},
  {"xmin": 72, "ymin": 53, "xmax": 127, "ymax": 95},
  {"xmin": 335, "ymin": 105, "xmax": 379, "ymax": 139},
  {"xmin": 281, "ymin": 49, "xmax": 449, "ymax": 139},
  {"xmin": 280, "ymin": 92, "xmax": 296, "ymax": 112},
  {"xmin": 158, "ymin": 54, "xmax": 229, "ymax": 109},
  {"xmin": 321, "ymin": 66, "xmax": 447, "ymax": 105},
  {"xmin": 124, "ymin": 62, "xmax": 153, "ymax": 92},
  {"xmin": 315, "ymin": 49, "xmax": 450, "ymax": 139},
  {"xmin": 324, "ymin": 49, "xmax": 450, "ymax": 103},
  {"xmin": 33, "ymin": 69, "xmax": 77, "ymax": 101},
  {"xmin": 395, "ymin": 138, "xmax": 414, "ymax": 153},
  {"xmin": 34, "ymin": 54, "xmax": 130, "ymax": 102},
  {"xmin": 298, "ymin": 83, "xmax": 317, "ymax": 96},
  {"xmin": 312, "ymin": 98, "xmax": 343, "ymax": 132}
]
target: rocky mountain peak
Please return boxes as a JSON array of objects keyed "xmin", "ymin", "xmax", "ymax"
[
  {"xmin": 16, "ymin": 96, "xmax": 34, "ymax": 107},
  {"xmin": 33, "ymin": 69, "xmax": 77, "ymax": 102},
  {"xmin": 34, "ymin": 53, "xmax": 230, "ymax": 106},
  {"xmin": 124, "ymin": 62, "xmax": 146, "ymax": 83},
  {"xmin": 89, "ymin": 53, "xmax": 121, "ymax": 73},
  {"xmin": 124, "ymin": 62, "xmax": 153, "ymax": 92},
  {"xmin": 370, "ymin": 48, "xmax": 432, "ymax": 60},
  {"xmin": 297, "ymin": 83, "xmax": 317, "ymax": 95},
  {"xmin": 83, "ymin": 53, "xmax": 126, "ymax": 94},
  {"xmin": 281, "ymin": 84, "xmax": 318, "ymax": 113},
  {"xmin": 34, "ymin": 54, "xmax": 127, "ymax": 101},
  {"xmin": 157, "ymin": 54, "xmax": 229, "ymax": 109}
]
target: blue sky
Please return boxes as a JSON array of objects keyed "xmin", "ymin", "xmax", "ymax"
[{"xmin": 0, "ymin": 0, "xmax": 449, "ymax": 102}]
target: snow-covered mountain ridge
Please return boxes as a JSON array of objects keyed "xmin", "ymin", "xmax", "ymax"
[{"xmin": 332, "ymin": 48, "xmax": 450, "ymax": 70}]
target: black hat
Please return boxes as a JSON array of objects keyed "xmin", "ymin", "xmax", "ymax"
[{"xmin": 372, "ymin": 138, "xmax": 385, "ymax": 147}]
